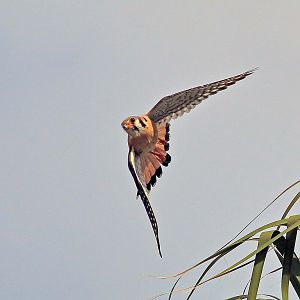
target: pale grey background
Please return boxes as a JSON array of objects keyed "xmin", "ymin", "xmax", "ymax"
[{"xmin": 1, "ymin": 1, "xmax": 300, "ymax": 299}]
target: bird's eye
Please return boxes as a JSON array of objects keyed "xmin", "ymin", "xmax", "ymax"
[{"xmin": 130, "ymin": 117, "xmax": 135, "ymax": 123}]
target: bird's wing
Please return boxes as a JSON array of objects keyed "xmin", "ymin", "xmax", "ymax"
[
  {"xmin": 128, "ymin": 147, "xmax": 162, "ymax": 257},
  {"xmin": 147, "ymin": 69, "xmax": 256, "ymax": 124}
]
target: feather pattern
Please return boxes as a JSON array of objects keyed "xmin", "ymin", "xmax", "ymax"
[
  {"xmin": 122, "ymin": 68, "xmax": 256, "ymax": 257},
  {"xmin": 128, "ymin": 147, "xmax": 162, "ymax": 257},
  {"xmin": 147, "ymin": 69, "xmax": 256, "ymax": 124}
]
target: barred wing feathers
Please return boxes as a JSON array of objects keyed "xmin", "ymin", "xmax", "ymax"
[
  {"xmin": 147, "ymin": 69, "xmax": 256, "ymax": 124},
  {"xmin": 128, "ymin": 147, "xmax": 162, "ymax": 257}
]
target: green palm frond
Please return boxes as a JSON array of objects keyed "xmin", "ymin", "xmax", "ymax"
[{"xmin": 155, "ymin": 180, "xmax": 300, "ymax": 299}]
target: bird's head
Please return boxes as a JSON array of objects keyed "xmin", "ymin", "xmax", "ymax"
[
  {"xmin": 121, "ymin": 116, "xmax": 148, "ymax": 137},
  {"xmin": 121, "ymin": 116, "xmax": 141, "ymax": 137}
]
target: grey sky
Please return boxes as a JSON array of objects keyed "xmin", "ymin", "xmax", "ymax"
[{"xmin": 1, "ymin": 1, "xmax": 300, "ymax": 299}]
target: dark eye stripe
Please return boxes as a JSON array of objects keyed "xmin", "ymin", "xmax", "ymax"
[{"xmin": 139, "ymin": 118, "xmax": 147, "ymax": 128}]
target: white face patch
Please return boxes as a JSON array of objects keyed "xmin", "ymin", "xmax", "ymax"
[{"xmin": 129, "ymin": 118, "xmax": 147, "ymax": 136}]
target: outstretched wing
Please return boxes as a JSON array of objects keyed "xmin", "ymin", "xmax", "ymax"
[
  {"xmin": 128, "ymin": 147, "xmax": 162, "ymax": 257},
  {"xmin": 147, "ymin": 69, "xmax": 256, "ymax": 124}
]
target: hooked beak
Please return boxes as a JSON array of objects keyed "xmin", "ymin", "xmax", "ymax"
[{"xmin": 121, "ymin": 122, "xmax": 128, "ymax": 130}]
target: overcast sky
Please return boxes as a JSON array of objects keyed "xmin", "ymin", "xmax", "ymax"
[{"xmin": 1, "ymin": 1, "xmax": 300, "ymax": 299}]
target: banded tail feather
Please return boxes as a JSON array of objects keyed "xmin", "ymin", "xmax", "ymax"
[{"xmin": 128, "ymin": 148, "xmax": 162, "ymax": 257}]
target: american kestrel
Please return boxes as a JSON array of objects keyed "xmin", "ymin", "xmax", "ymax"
[{"xmin": 122, "ymin": 69, "xmax": 256, "ymax": 257}]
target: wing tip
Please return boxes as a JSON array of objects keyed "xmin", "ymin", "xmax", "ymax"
[
  {"xmin": 162, "ymin": 153, "xmax": 171, "ymax": 167},
  {"xmin": 244, "ymin": 67, "xmax": 259, "ymax": 76},
  {"xmin": 158, "ymin": 245, "xmax": 163, "ymax": 258}
]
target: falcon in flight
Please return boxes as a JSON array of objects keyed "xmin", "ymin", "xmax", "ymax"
[{"xmin": 121, "ymin": 69, "xmax": 256, "ymax": 257}]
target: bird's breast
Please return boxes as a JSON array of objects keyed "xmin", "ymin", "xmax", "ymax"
[{"xmin": 128, "ymin": 120, "xmax": 158, "ymax": 154}]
